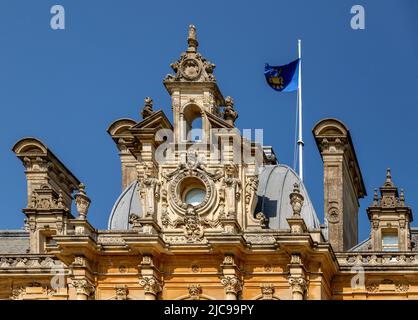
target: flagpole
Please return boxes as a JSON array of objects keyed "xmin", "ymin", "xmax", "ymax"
[{"xmin": 297, "ymin": 39, "xmax": 304, "ymax": 181}]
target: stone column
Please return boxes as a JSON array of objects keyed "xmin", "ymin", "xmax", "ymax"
[
  {"xmin": 287, "ymin": 254, "xmax": 308, "ymax": 300},
  {"xmin": 221, "ymin": 276, "xmax": 242, "ymax": 300},
  {"xmin": 288, "ymin": 277, "xmax": 308, "ymax": 300},
  {"xmin": 71, "ymin": 279, "xmax": 95, "ymax": 300},
  {"xmin": 220, "ymin": 254, "xmax": 242, "ymax": 300},
  {"xmin": 139, "ymin": 255, "xmax": 162, "ymax": 300},
  {"xmin": 139, "ymin": 276, "xmax": 162, "ymax": 300}
]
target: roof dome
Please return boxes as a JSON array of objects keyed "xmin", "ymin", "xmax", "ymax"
[
  {"xmin": 108, "ymin": 181, "xmax": 142, "ymax": 230},
  {"xmin": 255, "ymin": 164, "xmax": 321, "ymax": 230}
]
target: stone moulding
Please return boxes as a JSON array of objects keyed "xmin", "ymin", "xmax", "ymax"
[
  {"xmin": 0, "ymin": 255, "xmax": 65, "ymax": 269},
  {"xmin": 338, "ymin": 253, "xmax": 418, "ymax": 268}
]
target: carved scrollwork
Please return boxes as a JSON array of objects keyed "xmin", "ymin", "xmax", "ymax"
[
  {"xmin": 288, "ymin": 277, "xmax": 308, "ymax": 299},
  {"xmin": 139, "ymin": 276, "xmax": 162, "ymax": 297},
  {"xmin": 183, "ymin": 205, "xmax": 204, "ymax": 242},
  {"xmin": 71, "ymin": 279, "xmax": 95, "ymax": 297},
  {"xmin": 220, "ymin": 275, "xmax": 242, "ymax": 296}
]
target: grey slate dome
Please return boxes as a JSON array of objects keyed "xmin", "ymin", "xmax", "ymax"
[
  {"xmin": 108, "ymin": 181, "xmax": 142, "ymax": 230},
  {"xmin": 255, "ymin": 164, "xmax": 321, "ymax": 230}
]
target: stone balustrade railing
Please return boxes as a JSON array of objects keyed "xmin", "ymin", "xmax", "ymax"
[
  {"xmin": 0, "ymin": 255, "xmax": 65, "ymax": 269},
  {"xmin": 337, "ymin": 252, "xmax": 418, "ymax": 269}
]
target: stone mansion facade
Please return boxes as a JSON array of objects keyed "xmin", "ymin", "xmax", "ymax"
[{"xmin": 0, "ymin": 25, "xmax": 416, "ymax": 300}]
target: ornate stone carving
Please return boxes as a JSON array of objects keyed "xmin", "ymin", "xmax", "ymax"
[
  {"xmin": 75, "ymin": 183, "xmax": 90, "ymax": 220},
  {"xmin": 366, "ymin": 282, "xmax": 379, "ymax": 293},
  {"xmin": 10, "ymin": 287, "xmax": 25, "ymax": 300},
  {"xmin": 223, "ymin": 254, "xmax": 235, "ymax": 266},
  {"xmin": 223, "ymin": 96, "xmax": 238, "ymax": 126},
  {"xmin": 255, "ymin": 212, "xmax": 268, "ymax": 228},
  {"xmin": 71, "ymin": 279, "xmax": 95, "ymax": 298},
  {"xmin": 138, "ymin": 164, "xmax": 160, "ymax": 218},
  {"xmin": 288, "ymin": 277, "xmax": 307, "ymax": 300},
  {"xmin": 183, "ymin": 205, "xmax": 204, "ymax": 242},
  {"xmin": 223, "ymin": 164, "xmax": 241, "ymax": 217},
  {"xmin": 327, "ymin": 201, "xmax": 340, "ymax": 224},
  {"xmin": 243, "ymin": 235, "xmax": 276, "ymax": 245},
  {"xmin": 141, "ymin": 97, "xmax": 154, "ymax": 119},
  {"xmin": 129, "ymin": 213, "xmax": 141, "ymax": 229},
  {"xmin": 139, "ymin": 276, "xmax": 162, "ymax": 297},
  {"xmin": 289, "ymin": 183, "xmax": 304, "ymax": 217},
  {"xmin": 115, "ymin": 285, "xmax": 129, "ymax": 300},
  {"xmin": 395, "ymin": 282, "xmax": 409, "ymax": 293},
  {"xmin": 164, "ymin": 25, "xmax": 216, "ymax": 83},
  {"xmin": 27, "ymin": 186, "xmax": 67, "ymax": 211},
  {"xmin": 0, "ymin": 256, "xmax": 64, "ymax": 269},
  {"xmin": 191, "ymin": 264, "xmax": 201, "ymax": 273},
  {"xmin": 165, "ymin": 155, "xmax": 220, "ymax": 213},
  {"xmin": 188, "ymin": 284, "xmax": 201, "ymax": 300},
  {"xmin": 72, "ymin": 256, "xmax": 86, "ymax": 267},
  {"xmin": 220, "ymin": 275, "xmax": 242, "ymax": 296},
  {"xmin": 260, "ymin": 283, "xmax": 274, "ymax": 300},
  {"xmin": 365, "ymin": 280, "xmax": 409, "ymax": 293},
  {"xmin": 97, "ymin": 236, "xmax": 126, "ymax": 245},
  {"xmin": 245, "ymin": 176, "xmax": 258, "ymax": 214}
]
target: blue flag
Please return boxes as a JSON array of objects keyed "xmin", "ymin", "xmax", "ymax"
[{"xmin": 264, "ymin": 59, "xmax": 299, "ymax": 92}]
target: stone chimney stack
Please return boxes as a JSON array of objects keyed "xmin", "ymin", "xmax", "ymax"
[{"xmin": 313, "ymin": 119, "xmax": 366, "ymax": 251}]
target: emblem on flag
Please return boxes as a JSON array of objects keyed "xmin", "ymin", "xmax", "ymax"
[{"xmin": 264, "ymin": 59, "xmax": 300, "ymax": 92}]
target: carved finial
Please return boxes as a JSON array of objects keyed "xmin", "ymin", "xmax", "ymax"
[
  {"xmin": 373, "ymin": 188, "xmax": 379, "ymax": 206},
  {"xmin": 289, "ymin": 183, "xmax": 304, "ymax": 217},
  {"xmin": 187, "ymin": 24, "xmax": 198, "ymax": 52},
  {"xmin": 400, "ymin": 188, "xmax": 405, "ymax": 206},
  {"xmin": 141, "ymin": 97, "xmax": 154, "ymax": 119},
  {"xmin": 386, "ymin": 168, "xmax": 391, "ymax": 181},
  {"xmin": 223, "ymin": 96, "xmax": 238, "ymax": 126},
  {"xmin": 75, "ymin": 183, "xmax": 91, "ymax": 220}
]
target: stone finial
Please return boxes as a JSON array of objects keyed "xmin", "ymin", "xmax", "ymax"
[
  {"xmin": 223, "ymin": 96, "xmax": 238, "ymax": 126},
  {"xmin": 373, "ymin": 188, "xmax": 379, "ymax": 206},
  {"xmin": 400, "ymin": 189, "xmax": 405, "ymax": 206},
  {"xmin": 141, "ymin": 97, "xmax": 154, "ymax": 119},
  {"xmin": 289, "ymin": 183, "xmax": 304, "ymax": 217},
  {"xmin": 384, "ymin": 168, "xmax": 394, "ymax": 187},
  {"xmin": 187, "ymin": 24, "xmax": 199, "ymax": 52},
  {"xmin": 75, "ymin": 183, "xmax": 91, "ymax": 220}
]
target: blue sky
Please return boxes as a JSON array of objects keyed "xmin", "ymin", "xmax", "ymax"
[{"xmin": 0, "ymin": 0, "xmax": 417, "ymax": 243}]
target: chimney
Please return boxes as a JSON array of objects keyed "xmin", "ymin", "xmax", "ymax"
[{"xmin": 313, "ymin": 119, "xmax": 366, "ymax": 251}]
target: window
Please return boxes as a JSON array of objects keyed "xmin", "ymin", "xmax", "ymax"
[
  {"xmin": 382, "ymin": 231, "xmax": 398, "ymax": 251},
  {"xmin": 185, "ymin": 188, "xmax": 206, "ymax": 206},
  {"xmin": 183, "ymin": 104, "xmax": 204, "ymax": 142},
  {"xmin": 179, "ymin": 177, "xmax": 206, "ymax": 206},
  {"xmin": 189, "ymin": 117, "xmax": 203, "ymax": 142}
]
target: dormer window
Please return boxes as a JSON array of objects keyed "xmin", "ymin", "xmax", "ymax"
[{"xmin": 382, "ymin": 231, "xmax": 398, "ymax": 251}]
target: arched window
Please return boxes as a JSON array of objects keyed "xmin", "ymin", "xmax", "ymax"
[{"xmin": 183, "ymin": 104, "xmax": 203, "ymax": 142}]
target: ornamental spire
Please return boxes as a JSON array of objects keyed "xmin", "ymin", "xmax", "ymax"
[
  {"xmin": 384, "ymin": 168, "xmax": 394, "ymax": 186},
  {"xmin": 187, "ymin": 24, "xmax": 199, "ymax": 53}
]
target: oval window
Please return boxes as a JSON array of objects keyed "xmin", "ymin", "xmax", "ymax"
[{"xmin": 185, "ymin": 188, "xmax": 206, "ymax": 206}]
